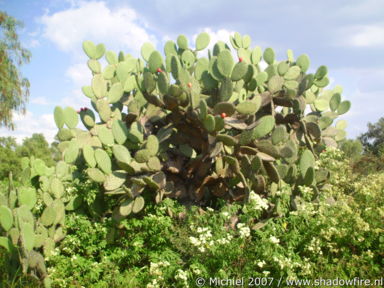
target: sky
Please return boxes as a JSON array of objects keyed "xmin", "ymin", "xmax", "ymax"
[{"xmin": 0, "ymin": 0, "xmax": 383, "ymax": 143}]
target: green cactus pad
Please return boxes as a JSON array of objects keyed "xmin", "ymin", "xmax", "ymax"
[
  {"xmin": 303, "ymin": 166, "xmax": 315, "ymax": 186},
  {"xmin": 18, "ymin": 187, "xmax": 37, "ymax": 209},
  {"xmin": 8, "ymin": 228, "xmax": 19, "ymax": 245},
  {"xmin": 0, "ymin": 236, "xmax": 12, "ymax": 252},
  {"xmin": 146, "ymin": 135, "xmax": 159, "ymax": 155},
  {"xmin": 0, "ymin": 205, "xmax": 13, "ymax": 231},
  {"xmin": 271, "ymin": 125, "xmax": 288, "ymax": 145},
  {"xmin": 203, "ymin": 114, "xmax": 216, "ymax": 132},
  {"xmin": 20, "ymin": 222, "xmax": 35, "ymax": 252},
  {"xmin": 177, "ymin": 35, "xmax": 188, "ymax": 50},
  {"xmin": 96, "ymin": 100, "xmax": 113, "ymax": 122},
  {"xmin": 92, "ymin": 74, "xmax": 107, "ymax": 99},
  {"xmin": 80, "ymin": 109, "xmax": 95, "ymax": 128},
  {"xmin": 199, "ymin": 100, "xmax": 208, "ymax": 120},
  {"xmin": 113, "ymin": 144, "xmax": 131, "ymax": 164},
  {"xmin": 314, "ymin": 76, "xmax": 329, "ymax": 88},
  {"xmin": 53, "ymin": 106, "xmax": 65, "ymax": 129},
  {"xmin": 236, "ymin": 99, "xmax": 261, "ymax": 115},
  {"xmin": 284, "ymin": 66, "xmax": 301, "ymax": 80},
  {"xmin": 231, "ymin": 62, "xmax": 248, "ymax": 81},
  {"xmin": 219, "ymin": 77, "xmax": 233, "ymax": 102},
  {"xmin": 195, "ymin": 32, "xmax": 210, "ymax": 51},
  {"xmin": 286, "ymin": 49, "xmax": 294, "ymax": 62},
  {"xmin": 63, "ymin": 107, "xmax": 78, "ymax": 129},
  {"xmin": 50, "ymin": 177, "xmax": 64, "ymax": 199},
  {"xmin": 147, "ymin": 156, "xmax": 161, "ymax": 171},
  {"xmin": 315, "ymin": 65, "xmax": 328, "ymax": 80},
  {"xmin": 148, "ymin": 51, "xmax": 164, "ymax": 73},
  {"xmin": 116, "ymin": 59, "xmax": 136, "ymax": 84},
  {"xmin": 111, "ymin": 120, "xmax": 128, "ymax": 145},
  {"xmin": 268, "ymin": 75, "xmax": 284, "ymax": 93},
  {"xmin": 277, "ymin": 61, "xmax": 289, "ymax": 76},
  {"xmin": 164, "ymin": 40, "xmax": 178, "ymax": 56},
  {"xmin": 87, "ymin": 59, "xmax": 101, "ymax": 73},
  {"xmin": 101, "ymin": 65, "xmax": 116, "ymax": 79},
  {"xmin": 216, "ymin": 134, "xmax": 237, "ymax": 146},
  {"xmin": 217, "ymin": 50, "xmax": 234, "ymax": 78},
  {"xmin": 253, "ymin": 115, "xmax": 276, "ymax": 139},
  {"xmin": 64, "ymin": 141, "xmax": 79, "ymax": 164},
  {"xmin": 132, "ymin": 196, "xmax": 145, "ymax": 214},
  {"xmin": 105, "ymin": 50, "xmax": 118, "ymax": 64},
  {"xmin": 43, "ymin": 238, "xmax": 55, "ymax": 257},
  {"xmin": 213, "ymin": 102, "xmax": 235, "ymax": 116},
  {"xmin": 135, "ymin": 149, "xmax": 151, "ymax": 163},
  {"xmin": 119, "ymin": 199, "xmax": 133, "ymax": 216},
  {"xmin": 41, "ymin": 205, "xmax": 56, "ymax": 227},
  {"xmin": 329, "ymin": 93, "xmax": 341, "ymax": 111},
  {"xmin": 143, "ymin": 71, "xmax": 156, "ymax": 93},
  {"xmin": 83, "ymin": 145, "xmax": 96, "ymax": 167},
  {"xmin": 296, "ymin": 54, "xmax": 310, "ymax": 72},
  {"xmin": 87, "ymin": 168, "xmax": 106, "ymax": 183},
  {"xmin": 141, "ymin": 42, "xmax": 155, "ymax": 61},
  {"xmin": 299, "ymin": 149, "xmax": 315, "ymax": 177},
  {"xmin": 97, "ymin": 126, "xmax": 115, "ymax": 146},
  {"xmin": 263, "ymin": 48, "xmax": 275, "ymax": 65},
  {"xmin": 108, "ymin": 83, "xmax": 124, "ymax": 104},
  {"xmin": 82, "ymin": 41, "xmax": 105, "ymax": 59},
  {"xmin": 104, "ymin": 170, "xmax": 127, "ymax": 191},
  {"xmin": 181, "ymin": 50, "xmax": 195, "ymax": 69},
  {"xmin": 306, "ymin": 122, "xmax": 322, "ymax": 141},
  {"xmin": 214, "ymin": 116, "xmax": 224, "ymax": 131},
  {"xmin": 95, "ymin": 149, "xmax": 112, "ymax": 174},
  {"xmin": 314, "ymin": 98, "xmax": 329, "ymax": 112},
  {"xmin": 284, "ymin": 80, "xmax": 299, "ymax": 90},
  {"xmin": 337, "ymin": 100, "xmax": 351, "ymax": 115},
  {"xmin": 124, "ymin": 75, "xmax": 136, "ymax": 92},
  {"xmin": 251, "ymin": 46, "xmax": 262, "ymax": 64},
  {"xmin": 157, "ymin": 72, "xmax": 169, "ymax": 95},
  {"xmin": 263, "ymin": 161, "xmax": 280, "ymax": 183},
  {"xmin": 319, "ymin": 116, "xmax": 333, "ymax": 129}
]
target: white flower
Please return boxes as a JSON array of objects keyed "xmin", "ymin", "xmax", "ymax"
[
  {"xmin": 248, "ymin": 191, "xmax": 269, "ymax": 211},
  {"xmin": 175, "ymin": 269, "xmax": 188, "ymax": 282},
  {"xmin": 237, "ymin": 223, "xmax": 251, "ymax": 238},
  {"xmin": 257, "ymin": 260, "xmax": 266, "ymax": 268},
  {"xmin": 269, "ymin": 236, "xmax": 280, "ymax": 244}
]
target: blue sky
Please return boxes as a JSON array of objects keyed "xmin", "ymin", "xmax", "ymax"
[{"xmin": 0, "ymin": 0, "xmax": 383, "ymax": 143}]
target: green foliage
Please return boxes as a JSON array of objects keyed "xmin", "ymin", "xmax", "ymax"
[
  {"xmin": 0, "ymin": 11, "xmax": 31, "ymax": 129},
  {"xmin": 358, "ymin": 117, "xmax": 384, "ymax": 156}
]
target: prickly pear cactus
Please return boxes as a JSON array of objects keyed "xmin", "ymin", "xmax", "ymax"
[
  {"xmin": 51, "ymin": 32, "xmax": 350, "ymax": 219},
  {"xmin": 0, "ymin": 157, "xmax": 77, "ymax": 287}
]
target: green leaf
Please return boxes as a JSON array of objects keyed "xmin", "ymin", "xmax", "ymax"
[
  {"xmin": 0, "ymin": 205, "xmax": 13, "ymax": 231},
  {"xmin": 195, "ymin": 32, "xmax": 210, "ymax": 50}
]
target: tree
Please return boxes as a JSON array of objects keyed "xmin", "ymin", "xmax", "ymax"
[
  {"xmin": 0, "ymin": 136, "xmax": 20, "ymax": 179},
  {"xmin": 339, "ymin": 139, "xmax": 363, "ymax": 161},
  {"xmin": 0, "ymin": 11, "xmax": 31, "ymax": 129},
  {"xmin": 16, "ymin": 133, "xmax": 55, "ymax": 167},
  {"xmin": 358, "ymin": 117, "xmax": 384, "ymax": 156}
]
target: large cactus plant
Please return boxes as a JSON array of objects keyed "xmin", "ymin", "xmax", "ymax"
[
  {"xmin": 51, "ymin": 32, "xmax": 350, "ymax": 219},
  {"xmin": 0, "ymin": 31, "xmax": 351, "ymax": 286}
]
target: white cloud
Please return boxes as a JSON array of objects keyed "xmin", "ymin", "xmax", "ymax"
[
  {"xmin": 66, "ymin": 62, "xmax": 92, "ymax": 87},
  {"xmin": 60, "ymin": 88, "xmax": 89, "ymax": 109},
  {"xmin": 40, "ymin": 1, "xmax": 156, "ymax": 55},
  {"xmin": 338, "ymin": 24, "xmax": 384, "ymax": 47},
  {"xmin": 30, "ymin": 96, "xmax": 49, "ymax": 105},
  {"xmin": 0, "ymin": 112, "xmax": 57, "ymax": 144}
]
